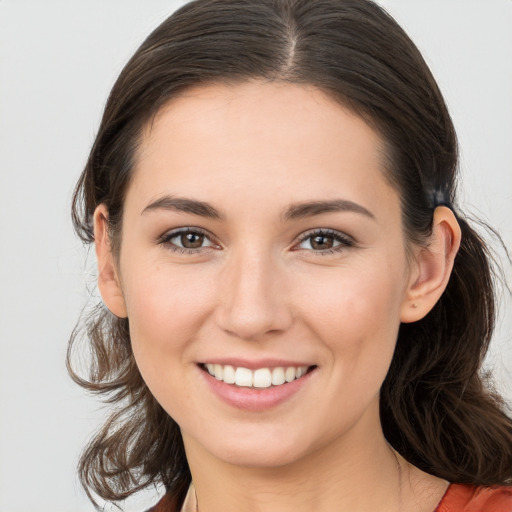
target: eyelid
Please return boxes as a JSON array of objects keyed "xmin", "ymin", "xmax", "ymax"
[
  {"xmin": 292, "ymin": 228, "xmax": 355, "ymax": 253},
  {"xmin": 158, "ymin": 226, "xmax": 221, "ymax": 252}
]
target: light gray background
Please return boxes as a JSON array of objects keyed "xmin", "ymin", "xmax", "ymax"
[{"xmin": 0, "ymin": 1, "xmax": 510, "ymax": 511}]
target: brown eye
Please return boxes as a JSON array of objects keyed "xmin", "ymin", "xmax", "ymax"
[
  {"xmin": 163, "ymin": 229, "xmax": 215, "ymax": 251},
  {"xmin": 310, "ymin": 235, "xmax": 334, "ymax": 250},
  {"xmin": 296, "ymin": 229, "xmax": 354, "ymax": 253},
  {"xmin": 180, "ymin": 232, "xmax": 205, "ymax": 248}
]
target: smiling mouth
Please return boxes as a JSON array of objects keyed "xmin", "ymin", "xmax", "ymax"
[{"xmin": 201, "ymin": 363, "xmax": 317, "ymax": 388}]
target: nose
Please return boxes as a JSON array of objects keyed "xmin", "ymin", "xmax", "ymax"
[{"xmin": 215, "ymin": 248, "xmax": 293, "ymax": 341}]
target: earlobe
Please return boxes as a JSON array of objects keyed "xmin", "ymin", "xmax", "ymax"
[
  {"xmin": 93, "ymin": 205, "xmax": 128, "ymax": 318},
  {"xmin": 400, "ymin": 206, "xmax": 461, "ymax": 323}
]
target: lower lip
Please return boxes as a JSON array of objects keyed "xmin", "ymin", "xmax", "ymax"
[{"xmin": 199, "ymin": 366, "xmax": 316, "ymax": 412}]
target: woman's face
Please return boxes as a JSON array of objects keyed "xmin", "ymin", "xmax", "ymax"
[{"xmin": 107, "ymin": 82, "xmax": 420, "ymax": 468}]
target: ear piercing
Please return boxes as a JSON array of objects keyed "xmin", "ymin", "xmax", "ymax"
[{"xmin": 411, "ymin": 303, "xmax": 418, "ymax": 309}]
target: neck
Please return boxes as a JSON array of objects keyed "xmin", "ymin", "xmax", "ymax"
[{"xmin": 184, "ymin": 419, "xmax": 407, "ymax": 512}]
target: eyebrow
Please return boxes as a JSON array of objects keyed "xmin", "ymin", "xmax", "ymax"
[
  {"xmin": 283, "ymin": 199, "xmax": 375, "ymax": 221},
  {"xmin": 141, "ymin": 195, "xmax": 374, "ymax": 221},
  {"xmin": 141, "ymin": 196, "xmax": 224, "ymax": 219}
]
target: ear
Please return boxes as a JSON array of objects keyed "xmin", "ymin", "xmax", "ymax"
[
  {"xmin": 400, "ymin": 206, "xmax": 461, "ymax": 323},
  {"xmin": 93, "ymin": 205, "xmax": 128, "ymax": 318}
]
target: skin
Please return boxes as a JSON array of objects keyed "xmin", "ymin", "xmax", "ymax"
[{"xmin": 94, "ymin": 81, "xmax": 461, "ymax": 512}]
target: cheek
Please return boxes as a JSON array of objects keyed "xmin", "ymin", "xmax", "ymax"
[
  {"xmin": 297, "ymin": 258, "xmax": 406, "ymax": 370},
  {"xmin": 122, "ymin": 264, "xmax": 220, "ymax": 419},
  {"xmin": 303, "ymin": 262, "xmax": 405, "ymax": 330},
  {"xmin": 122, "ymin": 262, "xmax": 217, "ymax": 363}
]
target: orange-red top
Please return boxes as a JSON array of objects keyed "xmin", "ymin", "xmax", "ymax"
[{"xmin": 435, "ymin": 484, "xmax": 512, "ymax": 512}]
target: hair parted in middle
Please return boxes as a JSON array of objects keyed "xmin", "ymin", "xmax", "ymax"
[{"xmin": 68, "ymin": 0, "xmax": 512, "ymax": 506}]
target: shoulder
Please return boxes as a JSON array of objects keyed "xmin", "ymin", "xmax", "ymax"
[{"xmin": 436, "ymin": 483, "xmax": 512, "ymax": 512}]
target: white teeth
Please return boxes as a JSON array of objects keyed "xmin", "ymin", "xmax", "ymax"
[
  {"xmin": 223, "ymin": 365, "xmax": 236, "ymax": 384},
  {"xmin": 253, "ymin": 368, "xmax": 272, "ymax": 388},
  {"xmin": 235, "ymin": 367, "xmax": 253, "ymax": 387},
  {"xmin": 285, "ymin": 367, "xmax": 296, "ymax": 382},
  {"xmin": 214, "ymin": 364, "xmax": 223, "ymax": 380},
  {"xmin": 204, "ymin": 364, "xmax": 310, "ymax": 388},
  {"xmin": 271, "ymin": 367, "xmax": 285, "ymax": 385}
]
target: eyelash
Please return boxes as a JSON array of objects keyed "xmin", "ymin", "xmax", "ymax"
[
  {"xmin": 293, "ymin": 229, "xmax": 355, "ymax": 255},
  {"xmin": 158, "ymin": 227, "xmax": 355, "ymax": 255},
  {"xmin": 158, "ymin": 227, "xmax": 218, "ymax": 254}
]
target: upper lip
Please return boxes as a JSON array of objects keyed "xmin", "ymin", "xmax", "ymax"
[{"xmin": 199, "ymin": 358, "xmax": 315, "ymax": 370}]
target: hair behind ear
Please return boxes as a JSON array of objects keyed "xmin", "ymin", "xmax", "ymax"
[{"xmin": 381, "ymin": 214, "xmax": 512, "ymax": 484}]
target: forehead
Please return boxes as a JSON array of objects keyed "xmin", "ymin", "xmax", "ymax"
[
  {"xmin": 142, "ymin": 81, "xmax": 384, "ymax": 158},
  {"xmin": 129, "ymin": 81, "xmax": 397, "ymax": 219}
]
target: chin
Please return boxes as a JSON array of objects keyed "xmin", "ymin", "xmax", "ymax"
[
  {"xmin": 213, "ymin": 442, "xmax": 305, "ymax": 469},
  {"xmin": 187, "ymin": 422, "xmax": 328, "ymax": 470}
]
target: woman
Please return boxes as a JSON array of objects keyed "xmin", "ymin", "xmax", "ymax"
[{"xmin": 68, "ymin": 0, "xmax": 512, "ymax": 511}]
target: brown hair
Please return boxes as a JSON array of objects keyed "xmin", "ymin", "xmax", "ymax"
[{"xmin": 69, "ymin": 0, "xmax": 512, "ymax": 507}]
